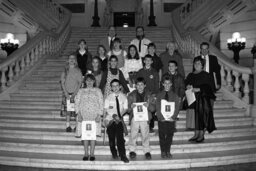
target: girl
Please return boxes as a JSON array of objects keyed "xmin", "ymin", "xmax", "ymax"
[
  {"xmin": 99, "ymin": 55, "xmax": 129, "ymax": 98},
  {"xmin": 60, "ymin": 54, "xmax": 83, "ymax": 132},
  {"xmin": 185, "ymin": 57, "xmax": 216, "ymax": 143},
  {"xmin": 91, "ymin": 56, "xmax": 103, "ymax": 88},
  {"xmin": 75, "ymin": 74, "xmax": 104, "ymax": 161},
  {"xmin": 122, "ymin": 45, "xmax": 143, "ymax": 88},
  {"xmin": 97, "ymin": 45, "xmax": 108, "ymax": 71},
  {"xmin": 76, "ymin": 39, "xmax": 92, "ymax": 76},
  {"xmin": 107, "ymin": 38, "xmax": 127, "ymax": 69}
]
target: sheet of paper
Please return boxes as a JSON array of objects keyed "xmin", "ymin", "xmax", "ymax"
[
  {"xmin": 133, "ymin": 102, "xmax": 148, "ymax": 122},
  {"xmin": 81, "ymin": 121, "xmax": 96, "ymax": 140},
  {"xmin": 185, "ymin": 89, "xmax": 196, "ymax": 106},
  {"xmin": 66, "ymin": 99, "xmax": 75, "ymax": 111},
  {"xmin": 161, "ymin": 99, "xmax": 175, "ymax": 120}
]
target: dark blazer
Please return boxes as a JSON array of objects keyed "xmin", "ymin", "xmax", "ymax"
[
  {"xmin": 194, "ymin": 55, "xmax": 221, "ymax": 91},
  {"xmin": 100, "ymin": 37, "xmax": 115, "ymax": 52},
  {"xmin": 75, "ymin": 50, "xmax": 92, "ymax": 76}
]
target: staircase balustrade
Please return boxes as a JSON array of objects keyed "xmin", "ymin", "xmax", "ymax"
[
  {"xmin": 172, "ymin": 8, "xmax": 255, "ymax": 121},
  {"xmin": 0, "ymin": 0, "xmax": 71, "ymax": 93}
]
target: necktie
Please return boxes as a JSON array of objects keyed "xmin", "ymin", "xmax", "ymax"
[
  {"xmin": 115, "ymin": 96, "xmax": 121, "ymax": 118},
  {"xmin": 165, "ymin": 91, "xmax": 169, "ymax": 101},
  {"xmin": 110, "ymin": 38, "xmax": 114, "ymax": 50},
  {"xmin": 139, "ymin": 39, "xmax": 142, "ymax": 52}
]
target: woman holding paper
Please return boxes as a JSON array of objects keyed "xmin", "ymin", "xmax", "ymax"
[
  {"xmin": 185, "ymin": 57, "xmax": 216, "ymax": 143},
  {"xmin": 75, "ymin": 74, "xmax": 104, "ymax": 161}
]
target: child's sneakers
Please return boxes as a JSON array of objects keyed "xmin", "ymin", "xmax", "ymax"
[
  {"xmin": 66, "ymin": 126, "xmax": 72, "ymax": 132},
  {"xmin": 145, "ymin": 152, "xmax": 152, "ymax": 160},
  {"xmin": 129, "ymin": 151, "xmax": 136, "ymax": 159}
]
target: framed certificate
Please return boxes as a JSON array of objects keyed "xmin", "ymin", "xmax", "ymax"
[
  {"xmin": 67, "ymin": 99, "xmax": 75, "ymax": 111},
  {"xmin": 185, "ymin": 89, "xmax": 196, "ymax": 106},
  {"xmin": 161, "ymin": 100, "xmax": 175, "ymax": 120},
  {"xmin": 133, "ymin": 102, "xmax": 148, "ymax": 122},
  {"xmin": 81, "ymin": 121, "xmax": 96, "ymax": 140}
]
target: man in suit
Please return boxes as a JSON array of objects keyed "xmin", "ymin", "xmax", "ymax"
[
  {"xmin": 99, "ymin": 26, "xmax": 116, "ymax": 52},
  {"xmin": 194, "ymin": 42, "xmax": 221, "ymax": 92}
]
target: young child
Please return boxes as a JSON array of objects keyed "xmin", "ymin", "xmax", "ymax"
[
  {"xmin": 60, "ymin": 54, "xmax": 83, "ymax": 132},
  {"xmin": 103, "ymin": 79, "xmax": 129, "ymax": 163},
  {"xmin": 156, "ymin": 76, "xmax": 180, "ymax": 159},
  {"xmin": 136, "ymin": 54, "xmax": 159, "ymax": 132},
  {"xmin": 162, "ymin": 60, "xmax": 185, "ymax": 108},
  {"xmin": 128, "ymin": 77, "xmax": 155, "ymax": 160},
  {"xmin": 75, "ymin": 74, "xmax": 103, "ymax": 161}
]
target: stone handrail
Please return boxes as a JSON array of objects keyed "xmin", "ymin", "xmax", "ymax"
[
  {"xmin": 172, "ymin": 8, "xmax": 252, "ymax": 106},
  {"xmin": 0, "ymin": 0, "xmax": 71, "ymax": 92}
]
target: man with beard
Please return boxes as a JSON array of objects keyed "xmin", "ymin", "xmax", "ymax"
[
  {"xmin": 100, "ymin": 26, "xmax": 117, "ymax": 52},
  {"xmin": 130, "ymin": 26, "xmax": 151, "ymax": 58}
]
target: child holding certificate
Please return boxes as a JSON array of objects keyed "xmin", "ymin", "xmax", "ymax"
[
  {"xmin": 156, "ymin": 76, "xmax": 180, "ymax": 159},
  {"xmin": 103, "ymin": 79, "xmax": 129, "ymax": 163},
  {"xmin": 75, "ymin": 74, "xmax": 103, "ymax": 161},
  {"xmin": 127, "ymin": 77, "xmax": 155, "ymax": 160},
  {"xmin": 60, "ymin": 54, "xmax": 83, "ymax": 132}
]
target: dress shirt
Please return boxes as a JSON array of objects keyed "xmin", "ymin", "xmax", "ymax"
[
  {"xmin": 130, "ymin": 38, "xmax": 151, "ymax": 58},
  {"xmin": 201, "ymin": 55, "xmax": 210, "ymax": 73}
]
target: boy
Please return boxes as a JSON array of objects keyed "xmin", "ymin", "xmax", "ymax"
[
  {"xmin": 104, "ymin": 79, "xmax": 129, "ymax": 163},
  {"xmin": 127, "ymin": 77, "xmax": 155, "ymax": 160},
  {"xmin": 136, "ymin": 54, "xmax": 159, "ymax": 132},
  {"xmin": 162, "ymin": 60, "xmax": 185, "ymax": 108},
  {"xmin": 156, "ymin": 76, "xmax": 180, "ymax": 158}
]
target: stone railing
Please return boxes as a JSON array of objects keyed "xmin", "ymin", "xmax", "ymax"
[
  {"xmin": 0, "ymin": 1, "xmax": 71, "ymax": 92},
  {"xmin": 172, "ymin": 8, "xmax": 252, "ymax": 108},
  {"xmin": 180, "ymin": 0, "xmax": 207, "ymax": 22}
]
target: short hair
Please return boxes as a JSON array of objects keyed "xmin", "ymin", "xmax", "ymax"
[
  {"xmin": 162, "ymin": 75, "xmax": 172, "ymax": 84},
  {"xmin": 127, "ymin": 44, "xmax": 140, "ymax": 60},
  {"xmin": 113, "ymin": 37, "xmax": 121, "ymax": 43},
  {"xmin": 168, "ymin": 60, "xmax": 178, "ymax": 66},
  {"xmin": 110, "ymin": 79, "xmax": 120, "ymax": 86},
  {"xmin": 144, "ymin": 54, "xmax": 153, "ymax": 60},
  {"xmin": 135, "ymin": 77, "xmax": 146, "ymax": 85},
  {"xmin": 200, "ymin": 42, "xmax": 210, "ymax": 49},
  {"xmin": 193, "ymin": 56, "xmax": 205, "ymax": 68},
  {"xmin": 109, "ymin": 55, "xmax": 118, "ymax": 61},
  {"xmin": 78, "ymin": 39, "xmax": 86, "ymax": 45},
  {"xmin": 83, "ymin": 74, "xmax": 96, "ymax": 88},
  {"xmin": 97, "ymin": 45, "xmax": 107, "ymax": 56},
  {"xmin": 136, "ymin": 26, "xmax": 144, "ymax": 32},
  {"xmin": 148, "ymin": 42, "xmax": 156, "ymax": 49}
]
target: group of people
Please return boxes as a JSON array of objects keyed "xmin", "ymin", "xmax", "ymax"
[{"xmin": 60, "ymin": 25, "xmax": 221, "ymax": 163}]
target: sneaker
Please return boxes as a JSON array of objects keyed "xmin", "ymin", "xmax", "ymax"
[
  {"xmin": 166, "ymin": 152, "xmax": 172, "ymax": 159},
  {"xmin": 82, "ymin": 156, "xmax": 89, "ymax": 161},
  {"xmin": 129, "ymin": 151, "xmax": 136, "ymax": 159},
  {"xmin": 145, "ymin": 152, "xmax": 151, "ymax": 160},
  {"xmin": 161, "ymin": 152, "xmax": 166, "ymax": 159},
  {"xmin": 73, "ymin": 127, "xmax": 76, "ymax": 132},
  {"xmin": 149, "ymin": 128, "xmax": 155, "ymax": 133},
  {"xmin": 66, "ymin": 126, "xmax": 72, "ymax": 132},
  {"xmin": 89, "ymin": 156, "xmax": 95, "ymax": 161},
  {"xmin": 121, "ymin": 156, "xmax": 129, "ymax": 163},
  {"xmin": 112, "ymin": 154, "xmax": 118, "ymax": 159}
]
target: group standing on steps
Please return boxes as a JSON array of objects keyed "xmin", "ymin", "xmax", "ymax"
[{"xmin": 60, "ymin": 26, "xmax": 221, "ymax": 163}]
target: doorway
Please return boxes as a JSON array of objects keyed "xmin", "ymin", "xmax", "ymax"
[{"xmin": 113, "ymin": 12, "xmax": 135, "ymax": 27}]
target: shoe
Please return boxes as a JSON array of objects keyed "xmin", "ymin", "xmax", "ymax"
[
  {"xmin": 149, "ymin": 128, "xmax": 155, "ymax": 133},
  {"xmin": 166, "ymin": 152, "xmax": 172, "ymax": 159},
  {"xmin": 89, "ymin": 156, "xmax": 95, "ymax": 161},
  {"xmin": 82, "ymin": 156, "xmax": 89, "ymax": 161},
  {"xmin": 112, "ymin": 154, "xmax": 118, "ymax": 159},
  {"xmin": 66, "ymin": 126, "xmax": 72, "ymax": 132},
  {"xmin": 145, "ymin": 152, "xmax": 151, "ymax": 160},
  {"xmin": 129, "ymin": 151, "xmax": 136, "ymax": 159},
  {"xmin": 121, "ymin": 156, "xmax": 129, "ymax": 163},
  {"xmin": 161, "ymin": 152, "xmax": 166, "ymax": 159},
  {"xmin": 196, "ymin": 136, "xmax": 205, "ymax": 143},
  {"xmin": 188, "ymin": 136, "xmax": 198, "ymax": 142},
  {"xmin": 73, "ymin": 127, "xmax": 76, "ymax": 132}
]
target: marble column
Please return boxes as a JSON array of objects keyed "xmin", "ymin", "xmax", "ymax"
[
  {"xmin": 91, "ymin": 0, "xmax": 100, "ymax": 27},
  {"xmin": 148, "ymin": 0, "xmax": 157, "ymax": 26}
]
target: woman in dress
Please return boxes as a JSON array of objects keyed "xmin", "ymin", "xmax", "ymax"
[
  {"xmin": 75, "ymin": 74, "xmax": 104, "ymax": 161},
  {"xmin": 185, "ymin": 57, "xmax": 216, "ymax": 143}
]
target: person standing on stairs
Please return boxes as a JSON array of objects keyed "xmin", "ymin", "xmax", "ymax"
[
  {"xmin": 75, "ymin": 74, "xmax": 104, "ymax": 161},
  {"xmin": 75, "ymin": 39, "xmax": 92, "ymax": 76},
  {"xmin": 96, "ymin": 45, "xmax": 108, "ymax": 71},
  {"xmin": 60, "ymin": 54, "xmax": 83, "ymax": 132},
  {"xmin": 130, "ymin": 26, "xmax": 151, "ymax": 58},
  {"xmin": 159, "ymin": 42, "xmax": 185, "ymax": 78},
  {"xmin": 107, "ymin": 37, "xmax": 127, "ymax": 69},
  {"xmin": 156, "ymin": 76, "xmax": 180, "ymax": 159},
  {"xmin": 185, "ymin": 57, "xmax": 216, "ymax": 143},
  {"xmin": 103, "ymin": 79, "xmax": 129, "ymax": 163},
  {"xmin": 100, "ymin": 25, "xmax": 116, "ymax": 52}
]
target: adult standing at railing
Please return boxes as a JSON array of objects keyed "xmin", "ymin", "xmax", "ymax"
[{"xmin": 100, "ymin": 26, "xmax": 116, "ymax": 52}]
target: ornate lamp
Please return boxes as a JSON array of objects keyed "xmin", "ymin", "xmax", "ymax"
[
  {"xmin": 0, "ymin": 33, "xmax": 19, "ymax": 56},
  {"xmin": 227, "ymin": 32, "xmax": 246, "ymax": 64}
]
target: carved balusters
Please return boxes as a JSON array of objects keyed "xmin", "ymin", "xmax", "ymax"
[
  {"xmin": 34, "ymin": 45, "xmax": 39, "ymax": 62},
  {"xmin": 0, "ymin": 67, "xmax": 8, "ymax": 91},
  {"xmin": 233, "ymin": 71, "xmax": 240, "ymax": 98},
  {"xmin": 7, "ymin": 63, "xmax": 14, "ymax": 86},
  {"xmin": 20, "ymin": 56, "xmax": 26, "ymax": 75},
  {"xmin": 25, "ymin": 53, "xmax": 31, "ymax": 69},
  {"xmin": 14, "ymin": 60, "xmax": 20, "ymax": 79},
  {"xmin": 220, "ymin": 64, "xmax": 226, "ymax": 86},
  {"xmin": 242, "ymin": 73, "xmax": 250, "ymax": 104},
  {"xmin": 225, "ymin": 67, "xmax": 233, "ymax": 91},
  {"xmin": 30, "ymin": 49, "xmax": 35, "ymax": 66}
]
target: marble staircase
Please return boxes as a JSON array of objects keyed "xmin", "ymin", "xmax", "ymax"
[{"xmin": 0, "ymin": 27, "xmax": 256, "ymax": 170}]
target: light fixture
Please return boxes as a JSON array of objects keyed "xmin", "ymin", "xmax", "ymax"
[
  {"xmin": 123, "ymin": 23, "xmax": 129, "ymax": 28},
  {"xmin": 0, "ymin": 33, "xmax": 19, "ymax": 56},
  {"xmin": 227, "ymin": 32, "xmax": 246, "ymax": 64}
]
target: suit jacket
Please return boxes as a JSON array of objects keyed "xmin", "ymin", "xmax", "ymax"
[
  {"xmin": 194, "ymin": 55, "xmax": 221, "ymax": 91},
  {"xmin": 100, "ymin": 37, "xmax": 114, "ymax": 52}
]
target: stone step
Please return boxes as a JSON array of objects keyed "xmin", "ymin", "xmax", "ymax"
[
  {"xmin": 22, "ymin": 83, "xmax": 61, "ymax": 89},
  {"xmin": 0, "ymin": 102, "xmax": 60, "ymax": 110},
  {"xmin": 0, "ymin": 108, "xmax": 60, "ymax": 115},
  {"xmin": 10, "ymin": 92, "xmax": 62, "ymax": 98},
  {"xmin": 23, "ymin": 80, "xmax": 61, "ymax": 84}
]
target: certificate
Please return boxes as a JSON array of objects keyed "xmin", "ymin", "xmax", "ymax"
[
  {"xmin": 67, "ymin": 99, "xmax": 75, "ymax": 111},
  {"xmin": 133, "ymin": 102, "xmax": 148, "ymax": 122},
  {"xmin": 185, "ymin": 89, "xmax": 196, "ymax": 106},
  {"xmin": 161, "ymin": 100, "xmax": 175, "ymax": 120},
  {"xmin": 81, "ymin": 121, "xmax": 96, "ymax": 140}
]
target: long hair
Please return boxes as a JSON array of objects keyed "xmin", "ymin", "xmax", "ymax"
[
  {"xmin": 111, "ymin": 37, "xmax": 123, "ymax": 50},
  {"xmin": 91, "ymin": 56, "xmax": 102, "ymax": 75},
  {"xmin": 127, "ymin": 44, "xmax": 140, "ymax": 60},
  {"xmin": 97, "ymin": 45, "xmax": 107, "ymax": 57}
]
